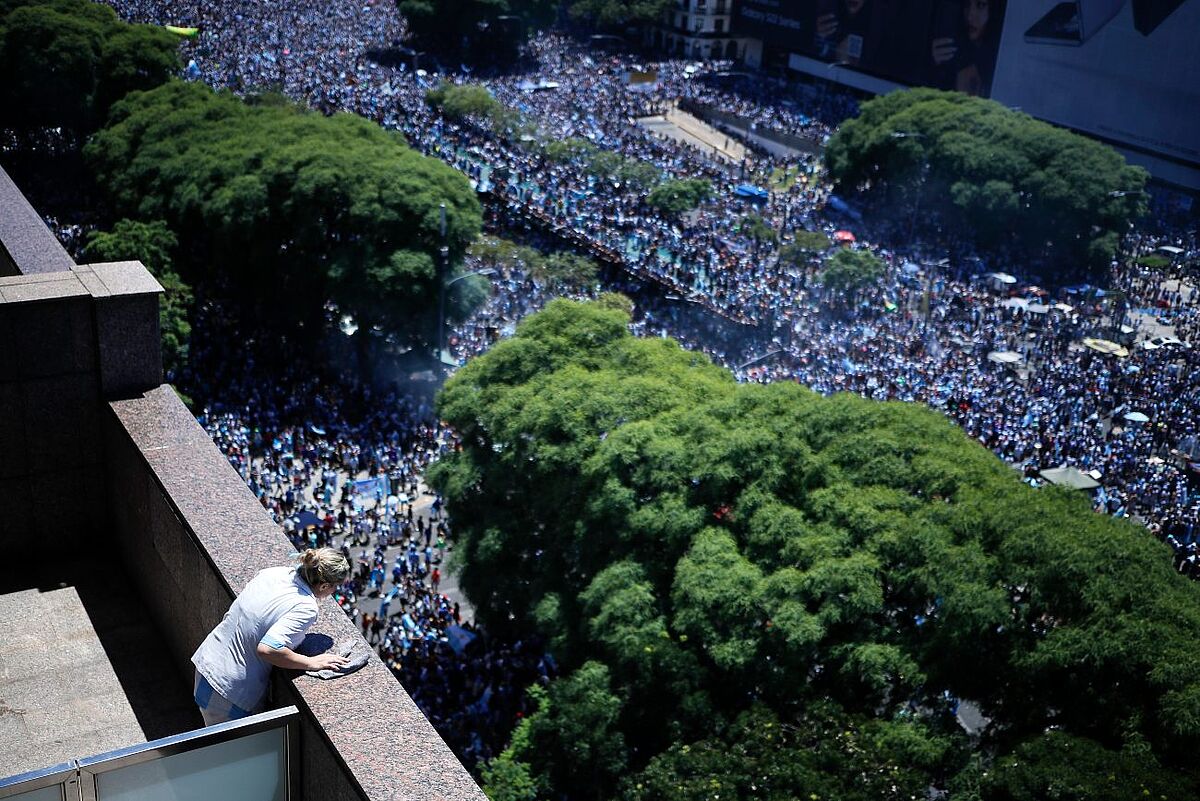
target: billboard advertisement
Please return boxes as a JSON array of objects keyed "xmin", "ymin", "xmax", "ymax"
[
  {"xmin": 988, "ymin": 0, "xmax": 1200, "ymax": 170},
  {"xmin": 736, "ymin": 0, "xmax": 1009, "ymax": 96}
]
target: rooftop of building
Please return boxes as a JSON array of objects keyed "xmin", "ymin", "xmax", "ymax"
[{"xmin": 0, "ymin": 163, "xmax": 486, "ymax": 801}]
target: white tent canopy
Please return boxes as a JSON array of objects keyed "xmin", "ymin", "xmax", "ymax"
[
  {"xmin": 1039, "ymin": 466, "xmax": 1101, "ymax": 490},
  {"xmin": 988, "ymin": 351, "xmax": 1023, "ymax": 365}
]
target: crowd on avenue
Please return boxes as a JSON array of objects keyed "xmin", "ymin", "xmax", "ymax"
[
  {"xmin": 28, "ymin": 0, "xmax": 1194, "ymax": 769},
  {"xmin": 184, "ymin": 297, "xmax": 556, "ymax": 766}
]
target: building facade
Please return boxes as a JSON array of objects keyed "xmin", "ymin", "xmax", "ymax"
[{"xmin": 646, "ymin": 0, "xmax": 749, "ymax": 61}]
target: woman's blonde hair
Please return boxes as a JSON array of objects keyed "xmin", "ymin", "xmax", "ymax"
[{"xmin": 297, "ymin": 547, "xmax": 350, "ymax": 588}]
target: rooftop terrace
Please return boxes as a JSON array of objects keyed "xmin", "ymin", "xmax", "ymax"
[{"xmin": 0, "ymin": 163, "xmax": 487, "ymax": 801}]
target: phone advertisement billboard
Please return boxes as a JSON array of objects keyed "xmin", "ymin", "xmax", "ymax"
[
  {"xmin": 737, "ymin": 0, "xmax": 1199, "ymax": 181},
  {"xmin": 736, "ymin": 0, "xmax": 1009, "ymax": 96},
  {"xmin": 988, "ymin": 0, "xmax": 1200, "ymax": 173}
]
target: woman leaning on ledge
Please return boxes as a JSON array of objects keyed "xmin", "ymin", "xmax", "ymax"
[{"xmin": 191, "ymin": 547, "xmax": 351, "ymax": 725}]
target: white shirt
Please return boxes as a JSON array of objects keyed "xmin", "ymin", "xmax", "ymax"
[{"xmin": 192, "ymin": 566, "xmax": 319, "ymax": 711}]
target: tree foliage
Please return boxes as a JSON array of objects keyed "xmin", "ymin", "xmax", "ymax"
[
  {"xmin": 431, "ymin": 299, "xmax": 1200, "ymax": 801},
  {"xmin": 84, "ymin": 219, "xmax": 192, "ymax": 375},
  {"xmin": 538, "ymin": 138, "xmax": 659, "ymax": 192},
  {"xmin": 981, "ymin": 731, "xmax": 1190, "ymax": 801},
  {"xmin": 567, "ymin": 0, "xmax": 674, "ymax": 27},
  {"xmin": 427, "ymin": 82, "xmax": 505, "ymax": 124},
  {"xmin": 780, "ymin": 230, "xmax": 832, "ymax": 264},
  {"xmin": 85, "ymin": 81, "xmax": 482, "ymax": 345},
  {"xmin": 615, "ymin": 159, "xmax": 660, "ymax": 192},
  {"xmin": 646, "ymin": 178, "xmax": 711, "ymax": 216},
  {"xmin": 821, "ymin": 248, "xmax": 886, "ymax": 293},
  {"xmin": 0, "ymin": 0, "xmax": 178, "ymax": 133},
  {"xmin": 536, "ymin": 252, "xmax": 599, "ymax": 290},
  {"xmin": 824, "ymin": 88, "xmax": 1148, "ymax": 273},
  {"xmin": 398, "ymin": 0, "xmax": 555, "ymax": 59},
  {"xmin": 739, "ymin": 213, "xmax": 778, "ymax": 248}
]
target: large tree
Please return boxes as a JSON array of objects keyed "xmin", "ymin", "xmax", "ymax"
[
  {"xmin": 397, "ymin": 0, "xmax": 555, "ymax": 59},
  {"xmin": 824, "ymin": 88, "xmax": 1148, "ymax": 274},
  {"xmin": 0, "ymin": 0, "xmax": 177, "ymax": 133},
  {"xmin": 646, "ymin": 178, "xmax": 712, "ymax": 216},
  {"xmin": 84, "ymin": 219, "xmax": 192, "ymax": 376},
  {"xmin": 567, "ymin": 0, "xmax": 674, "ymax": 27},
  {"xmin": 821, "ymin": 247, "xmax": 885, "ymax": 293},
  {"xmin": 85, "ymin": 81, "xmax": 483, "ymax": 352},
  {"xmin": 430, "ymin": 298, "xmax": 1200, "ymax": 801}
]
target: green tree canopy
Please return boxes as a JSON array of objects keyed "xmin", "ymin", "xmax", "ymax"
[
  {"xmin": 646, "ymin": 178, "xmax": 711, "ymax": 216},
  {"xmin": 84, "ymin": 219, "xmax": 191, "ymax": 375},
  {"xmin": 567, "ymin": 0, "xmax": 674, "ymax": 27},
  {"xmin": 536, "ymin": 252, "xmax": 600, "ymax": 290},
  {"xmin": 398, "ymin": 0, "xmax": 554, "ymax": 59},
  {"xmin": 739, "ymin": 213, "xmax": 778, "ymax": 250},
  {"xmin": 780, "ymin": 230, "xmax": 832, "ymax": 265},
  {"xmin": 541, "ymin": 137, "xmax": 597, "ymax": 163},
  {"xmin": 824, "ymin": 88, "xmax": 1148, "ymax": 273},
  {"xmin": 821, "ymin": 247, "xmax": 886, "ymax": 293},
  {"xmin": 85, "ymin": 80, "xmax": 482, "ymax": 348},
  {"xmin": 468, "ymin": 235, "xmax": 544, "ymax": 274},
  {"xmin": 980, "ymin": 731, "xmax": 1190, "ymax": 801},
  {"xmin": 0, "ymin": 0, "xmax": 177, "ymax": 133},
  {"xmin": 426, "ymin": 82, "xmax": 506, "ymax": 124},
  {"xmin": 431, "ymin": 299, "xmax": 1200, "ymax": 801},
  {"xmin": 615, "ymin": 159, "xmax": 660, "ymax": 192}
]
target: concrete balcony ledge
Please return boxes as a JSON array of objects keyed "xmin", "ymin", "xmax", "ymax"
[
  {"xmin": 106, "ymin": 385, "xmax": 486, "ymax": 801},
  {"xmin": 0, "ymin": 165, "xmax": 76, "ymax": 277}
]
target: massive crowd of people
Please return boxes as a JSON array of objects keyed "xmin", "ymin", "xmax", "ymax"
[
  {"xmin": 182, "ymin": 295, "xmax": 557, "ymax": 766},
  {"xmin": 41, "ymin": 0, "xmax": 1196, "ymax": 770}
]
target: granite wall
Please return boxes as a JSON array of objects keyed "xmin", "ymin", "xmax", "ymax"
[
  {"xmin": 0, "ymin": 168, "xmax": 484, "ymax": 801},
  {"xmin": 0, "ymin": 263, "xmax": 161, "ymax": 558},
  {"xmin": 104, "ymin": 385, "xmax": 488, "ymax": 801},
  {"xmin": 0, "ymin": 165, "xmax": 77, "ymax": 277}
]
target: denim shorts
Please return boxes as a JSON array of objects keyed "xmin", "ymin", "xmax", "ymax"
[{"xmin": 193, "ymin": 671, "xmax": 257, "ymax": 726}]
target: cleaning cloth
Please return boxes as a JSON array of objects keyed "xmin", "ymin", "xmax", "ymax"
[{"xmin": 305, "ymin": 639, "xmax": 368, "ymax": 679}]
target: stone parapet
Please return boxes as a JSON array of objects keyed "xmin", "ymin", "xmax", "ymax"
[{"xmin": 105, "ymin": 385, "xmax": 487, "ymax": 801}]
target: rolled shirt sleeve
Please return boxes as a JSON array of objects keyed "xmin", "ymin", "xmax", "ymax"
[
  {"xmin": 260, "ymin": 603, "xmax": 319, "ymax": 651},
  {"xmin": 192, "ymin": 566, "xmax": 322, "ymax": 713}
]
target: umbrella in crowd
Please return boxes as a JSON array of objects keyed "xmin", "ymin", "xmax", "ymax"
[
  {"xmin": 1083, "ymin": 338, "xmax": 1130, "ymax": 357},
  {"xmin": 1039, "ymin": 466, "xmax": 1102, "ymax": 490}
]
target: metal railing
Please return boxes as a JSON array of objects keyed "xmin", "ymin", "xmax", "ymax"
[{"xmin": 0, "ymin": 707, "xmax": 299, "ymax": 801}]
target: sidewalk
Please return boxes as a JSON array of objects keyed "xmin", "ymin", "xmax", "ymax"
[{"xmin": 636, "ymin": 103, "xmax": 747, "ymax": 163}]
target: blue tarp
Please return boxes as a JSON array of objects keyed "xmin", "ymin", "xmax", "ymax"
[
  {"xmin": 827, "ymin": 194, "xmax": 863, "ymax": 221},
  {"xmin": 734, "ymin": 184, "xmax": 770, "ymax": 201}
]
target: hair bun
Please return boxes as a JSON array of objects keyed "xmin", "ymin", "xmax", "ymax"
[{"xmin": 296, "ymin": 546, "xmax": 351, "ymax": 587}]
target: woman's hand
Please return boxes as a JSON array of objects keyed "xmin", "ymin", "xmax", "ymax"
[
  {"xmin": 816, "ymin": 12, "xmax": 838, "ymax": 39},
  {"xmin": 306, "ymin": 652, "xmax": 350, "ymax": 671},
  {"xmin": 256, "ymin": 642, "xmax": 349, "ymax": 671},
  {"xmin": 931, "ymin": 37, "xmax": 957, "ymax": 64}
]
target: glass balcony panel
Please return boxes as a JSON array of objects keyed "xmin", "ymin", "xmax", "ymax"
[
  {"xmin": 94, "ymin": 728, "xmax": 287, "ymax": 801},
  {"xmin": 2, "ymin": 786, "xmax": 64, "ymax": 801}
]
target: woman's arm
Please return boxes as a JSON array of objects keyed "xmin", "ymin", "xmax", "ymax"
[{"xmin": 256, "ymin": 642, "xmax": 349, "ymax": 671}]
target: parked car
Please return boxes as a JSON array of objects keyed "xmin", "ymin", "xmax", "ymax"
[{"xmin": 1141, "ymin": 336, "xmax": 1189, "ymax": 350}]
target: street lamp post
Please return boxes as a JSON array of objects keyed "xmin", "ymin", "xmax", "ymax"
[
  {"xmin": 891, "ymin": 131, "xmax": 928, "ymax": 244},
  {"xmin": 437, "ymin": 203, "xmax": 449, "ymax": 374},
  {"xmin": 437, "ymin": 268, "xmax": 496, "ymax": 374}
]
